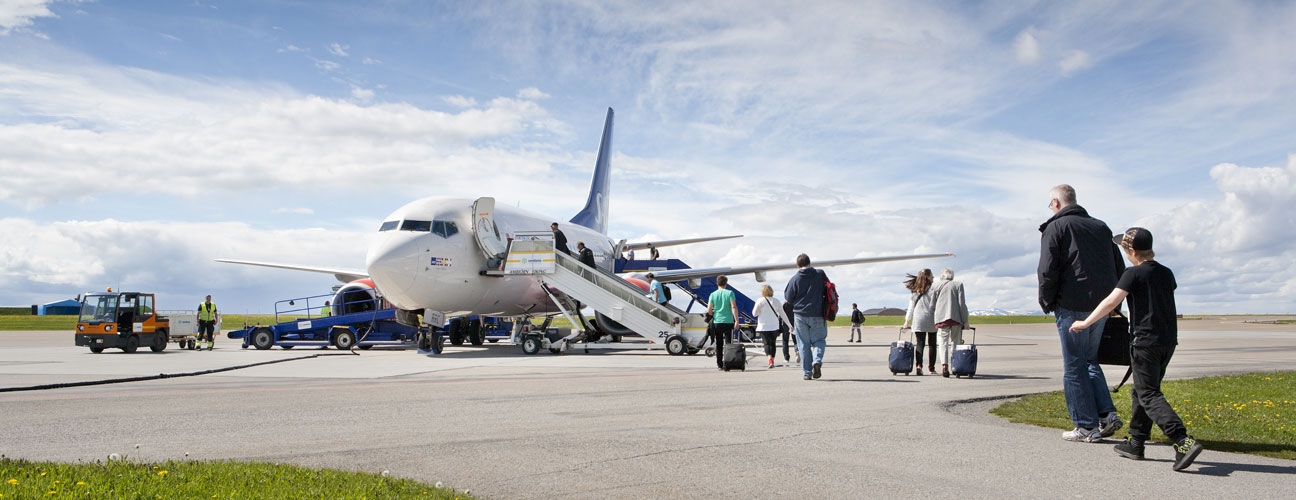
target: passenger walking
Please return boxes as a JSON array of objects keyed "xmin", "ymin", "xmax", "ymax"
[
  {"xmin": 647, "ymin": 273, "xmax": 668, "ymax": 305},
  {"xmin": 1038, "ymin": 184, "xmax": 1125, "ymax": 442},
  {"xmin": 576, "ymin": 242, "xmax": 596, "ymax": 268},
  {"xmin": 707, "ymin": 276, "xmax": 740, "ymax": 371},
  {"xmin": 901, "ymin": 269, "xmax": 937, "ymax": 376},
  {"xmin": 551, "ymin": 223, "xmax": 570, "ymax": 255},
  {"xmin": 197, "ymin": 295, "xmax": 218, "ymax": 351},
  {"xmin": 784, "ymin": 254, "xmax": 828, "ymax": 380},
  {"xmin": 782, "ymin": 301, "xmax": 798, "ymax": 364},
  {"xmin": 752, "ymin": 285, "xmax": 792, "ymax": 369},
  {"xmin": 1069, "ymin": 228, "xmax": 1203, "ymax": 471},
  {"xmin": 932, "ymin": 268, "xmax": 969, "ymax": 377},
  {"xmin": 848, "ymin": 304, "xmax": 865, "ymax": 343}
]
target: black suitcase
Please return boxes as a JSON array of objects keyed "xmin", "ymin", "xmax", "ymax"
[
  {"xmin": 889, "ymin": 329, "xmax": 914, "ymax": 375},
  {"xmin": 951, "ymin": 327, "xmax": 977, "ymax": 378},
  {"xmin": 1096, "ymin": 312, "xmax": 1131, "ymax": 366},
  {"xmin": 722, "ymin": 342, "xmax": 746, "ymax": 371}
]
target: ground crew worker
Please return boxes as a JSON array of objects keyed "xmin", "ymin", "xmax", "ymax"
[
  {"xmin": 320, "ymin": 301, "xmax": 332, "ymax": 317},
  {"xmin": 197, "ymin": 295, "xmax": 218, "ymax": 351}
]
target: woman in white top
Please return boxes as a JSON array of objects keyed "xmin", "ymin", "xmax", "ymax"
[
  {"xmin": 901, "ymin": 269, "xmax": 936, "ymax": 375},
  {"xmin": 752, "ymin": 284, "xmax": 793, "ymax": 369}
]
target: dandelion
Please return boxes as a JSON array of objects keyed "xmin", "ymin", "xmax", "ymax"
[
  {"xmin": 435, "ymin": 482, "xmax": 443, "ymax": 488},
  {"xmin": 381, "ymin": 470, "xmax": 389, "ymax": 478},
  {"xmin": 76, "ymin": 482, "xmax": 85, "ymax": 486},
  {"xmin": 39, "ymin": 472, "xmax": 46, "ymax": 477},
  {"xmin": 7, "ymin": 479, "xmax": 17, "ymax": 485},
  {"xmin": 157, "ymin": 471, "xmax": 168, "ymax": 477},
  {"xmin": 108, "ymin": 454, "xmax": 120, "ymax": 461}
]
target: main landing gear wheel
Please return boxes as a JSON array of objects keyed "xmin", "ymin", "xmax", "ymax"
[
  {"xmin": 448, "ymin": 319, "xmax": 464, "ymax": 346},
  {"xmin": 665, "ymin": 335, "xmax": 687, "ymax": 356},
  {"xmin": 468, "ymin": 319, "xmax": 485, "ymax": 346},
  {"xmin": 251, "ymin": 328, "xmax": 274, "ymax": 350},
  {"xmin": 521, "ymin": 336, "xmax": 541, "ymax": 355}
]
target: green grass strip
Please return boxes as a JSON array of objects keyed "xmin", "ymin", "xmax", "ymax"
[
  {"xmin": 990, "ymin": 371, "xmax": 1296, "ymax": 460},
  {"xmin": 0, "ymin": 458, "xmax": 478, "ymax": 499}
]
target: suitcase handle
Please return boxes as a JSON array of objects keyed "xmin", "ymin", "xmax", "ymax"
[
  {"xmin": 897, "ymin": 327, "xmax": 913, "ymax": 344},
  {"xmin": 966, "ymin": 326, "xmax": 975, "ymax": 345}
]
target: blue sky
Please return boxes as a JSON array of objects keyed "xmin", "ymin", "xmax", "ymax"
[{"xmin": 2, "ymin": 0, "xmax": 1294, "ymax": 314}]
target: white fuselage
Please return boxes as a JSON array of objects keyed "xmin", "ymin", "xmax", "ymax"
[{"xmin": 364, "ymin": 198, "xmax": 615, "ymax": 316}]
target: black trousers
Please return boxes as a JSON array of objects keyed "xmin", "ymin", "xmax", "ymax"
[
  {"xmin": 1128, "ymin": 344, "xmax": 1188, "ymax": 443},
  {"xmin": 914, "ymin": 331, "xmax": 937, "ymax": 368},
  {"xmin": 198, "ymin": 320, "xmax": 216, "ymax": 342},
  {"xmin": 782, "ymin": 329, "xmax": 796, "ymax": 360},
  {"xmin": 759, "ymin": 330, "xmax": 779, "ymax": 357},
  {"xmin": 711, "ymin": 323, "xmax": 733, "ymax": 369}
]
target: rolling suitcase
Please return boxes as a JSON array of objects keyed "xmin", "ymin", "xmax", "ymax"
[
  {"xmin": 722, "ymin": 341, "xmax": 746, "ymax": 371},
  {"xmin": 951, "ymin": 327, "xmax": 977, "ymax": 378},
  {"xmin": 889, "ymin": 329, "xmax": 914, "ymax": 375}
]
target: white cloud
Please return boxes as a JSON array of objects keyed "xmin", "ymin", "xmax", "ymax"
[
  {"xmin": 159, "ymin": 32, "xmax": 181, "ymax": 42},
  {"xmin": 443, "ymin": 95, "xmax": 477, "ymax": 108},
  {"xmin": 517, "ymin": 87, "xmax": 549, "ymax": 100},
  {"xmin": 0, "ymin": 0, "xmax": 59, "ymax": 35},
  {"xmin": 314, "ymin": 59, "xmax": 340, "ymax": 71},
  {"xmin": 361, "ymin": 57, "xmax": 380, "ymax": 65},
  {"xmin": 1013, "ymin": 28, "xmax": 1042, "ymax": 64},
  {"xmin": 274, "ymin": 207, "xmax": 315, "ymax": 215},
  {"xmin": 327, "ymin": 42, "xmax": 349, "ymax": 57},
  {"xmin": 349, "ymin": 85, "xmax": 373, "ymax": 101},
  {"xmin": 277, "ymin": 44, "xmax": 304, "ymax": 53},
  {"xmin": 1057, "ymin": 50, "xmax": 1092, "ymax": 76}
]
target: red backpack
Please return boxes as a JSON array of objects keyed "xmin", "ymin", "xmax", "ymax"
[{"xmin": 820, "ymin": 270, "xmax": 839, "ymax": 321}]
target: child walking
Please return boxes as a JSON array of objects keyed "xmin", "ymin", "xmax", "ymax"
[{"xmin": 1069, "ymin": 227, "xmax": 1204, "ymax": 471}]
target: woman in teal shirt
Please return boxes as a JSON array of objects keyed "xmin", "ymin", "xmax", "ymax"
[{"xmin": 707, "ymin": 275, "xmax": 739, "ymax": 371}]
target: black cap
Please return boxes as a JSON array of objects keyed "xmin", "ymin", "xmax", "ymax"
[{"xmin": 1113, "ymin": 227, "xmax": 1153, "ymax": 251}]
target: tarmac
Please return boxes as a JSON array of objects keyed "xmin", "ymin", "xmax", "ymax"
[{"xmin": 1, "ymin": 318, "xmax": 1293, "ymax": 499}]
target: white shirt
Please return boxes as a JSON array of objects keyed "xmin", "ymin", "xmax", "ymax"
[{"xmin": 751, "ymin": 296, "xmax": 791, "ymax": 332}]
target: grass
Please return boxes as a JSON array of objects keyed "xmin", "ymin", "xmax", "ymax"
[
  {"xmin": 0, "ymin": 458, "xmax": 478, "ymax": 499},
  {"xmin": 991, "ymin": 371, "xmax": 1296, "ymax": 460},
  {"xmin": 0, "ymin": 315, "xmax": 285, "ymax": 332}
]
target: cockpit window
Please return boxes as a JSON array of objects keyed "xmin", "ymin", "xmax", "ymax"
[
  {"xmin": 432, "ymin": 220, "xmax": 459, "ymax": 238},
  {"xmin": 378, "ymin": 220, "xmax": 399, "ymax": 232},
  {"xmin": 400, "ymin": 220, "xmax": 432, "ymax": 232}
]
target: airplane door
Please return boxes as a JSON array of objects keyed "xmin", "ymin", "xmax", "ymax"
[{"xmin": 472, "ymin": 197, "xmax": 508, "ymax": 259}]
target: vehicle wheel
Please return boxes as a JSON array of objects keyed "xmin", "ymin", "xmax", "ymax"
[
  {"xmin": 468, "ymin": 319, "xmax": 484, "ymax": 346},
  {"xmin": 89, "ymin": 347, "xmax": 104, "ymax": 353},
  {"xmin": 704, "ymin": 346, "xmax": 715, "ymax": 357},
  {"xmin": 417, "ymin": 330, "xmax": 433, "ymax": 351},
  {"xmin": 251, "ymin": 328, "xmax": 274, "ymax": 350},
  {"xmin": 665, "ymin": 335, "xmax": 687, "ymax": 356},
  {"xmin": 150, "ymin": 331, "xmax": 167, "ymax": 352},
  {"xmin": 448, "ymin": 319, "xmax": 464, "ymax": 346},
  {"xmin": 333, "ymin": 329, "xmax": 357, "ymax": 350},
  {"xmin": 521, "ymin": 335, "xmax": 541, "ymax": 355},
  {"xmin": 358, "ymin": 345, "xmax": 373, "ymax": 350},
  {"xmin": 431, "ymin": 333, "xmax": 445, "ymax": 354},
  {"xmin": 122, "ymin": 335, "xmax": 139, "ymax": 353}
]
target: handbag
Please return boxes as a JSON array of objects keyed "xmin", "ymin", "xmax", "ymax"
[
  {"xmin": 765, "ymin": 298, "xmax": 789, "ymax": 335},
  {"xmin": 1096, "ymin": 311, "xmax": 1131, "ymax": 366}
]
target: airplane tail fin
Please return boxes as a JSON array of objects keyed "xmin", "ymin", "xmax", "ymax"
[{"xmin": 569, "ymin": 107, "xmax": 613, "ymax": 235}]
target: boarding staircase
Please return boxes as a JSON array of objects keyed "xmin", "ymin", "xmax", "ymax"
[{"xmin": 617, "ymin": 258, "xmax": 758, "ymax": 325}]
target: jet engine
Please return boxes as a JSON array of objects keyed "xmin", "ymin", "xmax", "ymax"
[{"xmin": 593, "ymin": 277, "xmax": 651, "ymax": 339}]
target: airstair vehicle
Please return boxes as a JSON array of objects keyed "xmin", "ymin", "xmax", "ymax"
[{"xmin": 484, "ymin": 229, "xmax": 713, "ymax": 356}]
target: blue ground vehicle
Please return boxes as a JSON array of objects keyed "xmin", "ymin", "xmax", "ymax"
[
  {"xmin": 228, "ymin": 292, "xmax": 422, "ymax": 350},
  {"xmin": 444, "ymin": 316, "xmax": 514, "ymax": 346}
]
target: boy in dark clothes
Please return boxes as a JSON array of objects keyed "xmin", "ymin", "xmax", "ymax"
[{"xmin": 1070, "ymin": 227, "xmax": 1204, "ymax": 472}]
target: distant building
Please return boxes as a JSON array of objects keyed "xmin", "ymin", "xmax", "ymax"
[
  {"xmin": 34, "ymin": 299, "xmax": 81, "ymax": 316},
  {"xmin": 861, "ymin": 307, "xmax": 905, "ymax": 316}
]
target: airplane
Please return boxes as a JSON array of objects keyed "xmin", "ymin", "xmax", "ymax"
[{"xmin": 218, "ymin": 108, "xmax": 952, "ymax": 348}]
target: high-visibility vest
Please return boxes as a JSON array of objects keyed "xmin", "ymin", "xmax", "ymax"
[
  {"xmin": 320, "ymin": 305, "xmax": 331, "ymax": 316},
  {"xmin": 198, "ymin": 302, "xmax": 217, "ymax": 321}
]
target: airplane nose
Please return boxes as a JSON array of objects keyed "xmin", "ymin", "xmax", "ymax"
[{"xmin": 365, "ymin": 234, "xmax": 422, "ymax": 294}]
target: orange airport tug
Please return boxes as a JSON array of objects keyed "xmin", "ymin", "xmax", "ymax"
[{"xmin": 74, "ymin": 289, "xmax": 170, "ymax": 353}]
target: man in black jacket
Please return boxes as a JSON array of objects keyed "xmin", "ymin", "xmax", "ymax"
[
  {"xmin": 1038, "ymin": 184, "xmax": 1125, "ymax": 443},
  {"xmin": 849, "ymin": 304, "xmax": 865, "ymax": 343},
  {"xmin": 576, "ymin": 242, "xmax": 596, "ymax": 268},
  {"xmin": 551, "ymin": 223, "xmax": 570, "ymax": 255}
]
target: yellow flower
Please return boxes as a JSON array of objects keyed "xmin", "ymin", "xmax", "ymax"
[
  {"xmin": 6, "ymin": 479, "xmax": 16, "ymax": 485},
  {"xmin": 39, "ymin": 472, "xmax": 45, "ymax": 477},
  {"xmin": 76, "ymin": 482, "xmax": 86, "ymax": 486},
  {"xmin": 157, "ymin": 470, "xmax": 168, "ymax": 477}
]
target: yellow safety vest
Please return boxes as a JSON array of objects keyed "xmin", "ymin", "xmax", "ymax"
[
  {"xmin": 198, "ymin": 302, "xmax": 217, "ymax": 321},
  {"xmin": 320, "ymin": 305, "xmax": 331, "ymax": 316}
]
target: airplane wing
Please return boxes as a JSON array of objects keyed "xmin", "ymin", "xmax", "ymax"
[
  {"xmin": 214, "ymin": 259, "xmax": 369, "ymax": 283},
  {"xmin": 645, "ymin": 253, "xmax": 954, "ymax": 283},
  {"xmin": 624, "ymin": 235, "xmax": 742, "ymax": 251}
]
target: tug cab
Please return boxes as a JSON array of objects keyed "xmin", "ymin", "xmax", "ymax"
[{"xmin": 74, "ymin": 290, "xmax": 170, "ymax": 353}]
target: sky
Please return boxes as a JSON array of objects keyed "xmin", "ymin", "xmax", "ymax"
[{"xmin": 2, "ymin": 0, "xmax": 1294, "ymax": 315}]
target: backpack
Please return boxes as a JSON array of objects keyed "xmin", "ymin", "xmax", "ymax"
[
  {"xmin": 662, "ymin": 284, "xmax": 672, "ymax": 301},
  {"xmin": 820, "ymin": 270, "xmax": 839, "ymax": 321}
]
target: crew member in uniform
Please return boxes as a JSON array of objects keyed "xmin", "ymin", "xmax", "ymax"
[
  {"xmin": 197, "ymin": 295, "xmax": 218, "ymax": 351},
  {"xmin": 320, "ymin": 300, "xmax": 332, "ymax": 317},
  {"xmin": 551, "ymin": 222, "xmax": 570, "ymax": 255}
]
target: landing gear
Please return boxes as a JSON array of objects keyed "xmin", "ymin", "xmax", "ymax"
[
  {"xmin": 418, "ymin": 329, "xmax": 445, "ymax": 354},
  {"xmin": 468, "ymin": 318, "xmax": 485, "ymax": 346},
  {"xmin": 448, "ymin": 319, "xmax": 464, "ymax": 346}
]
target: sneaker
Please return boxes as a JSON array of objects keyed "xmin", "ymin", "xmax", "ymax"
[
  {"xmin": 812, "ymin": 362, "xmax": 822, "ymax": 379},
  {"xmin": 768, "ymin": 359, "xmax": 775, "ymax": 369},
  {"xmin": 942, "ymin": 364, "xmax": 949, "ymax": 378},
  {"xmin": 1098, "ymin": 413, "xmax": 1124, "ymax": 438},
  {"xmin": 1114, "ymin": 438, "xmax": 1145, "ymax": 460},
  {"xmin": 1062, "ymin": 427, "xmax": 1102, "ymax": 443},
  {"xmin": 803, "ymin": 375, "xmax": 812, "ymax": 381},
  {"xmin": 915, "ymin": 366, "xmax": 924, "ymax": 376},
  {"xmin": 1173, "ymin": 437, "xmax": 1204, "ymax": 472}
]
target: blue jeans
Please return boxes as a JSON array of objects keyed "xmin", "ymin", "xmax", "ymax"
[
  {"xmin": 1054, "ymin": 306, "xmax": 1117, "ymax": 428},
  {"xmin": 794, "ymin": 315, "xmax": 827, "ymax": 377}
]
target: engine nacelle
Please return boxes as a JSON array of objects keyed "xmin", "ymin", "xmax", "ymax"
[{"xmin": 594, "ymin": 277, "xmax": 651, "ymax": 338}]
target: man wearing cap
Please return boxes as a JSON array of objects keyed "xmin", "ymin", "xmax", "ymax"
[
  {"xmin": 1038, "ymin": 184, "xmax": 1126, "ymax": 443},
  {"xmin": 1069, "ymin": 227, "xmax": 1204, "ymax": 471}
]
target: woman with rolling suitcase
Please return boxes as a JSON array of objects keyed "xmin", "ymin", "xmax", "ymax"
[{"xmin": 901, "ymin": 269, "xmax": 937, "ymax": 375}]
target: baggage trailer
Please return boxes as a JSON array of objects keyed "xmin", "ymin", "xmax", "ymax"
[
  {"xmin": 160, "ymin": 310, "xmax": 218, "ymax": 350},
  {"xmin": 227, "ymin": 293, "xmax": 422, "ymax": 350}
]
